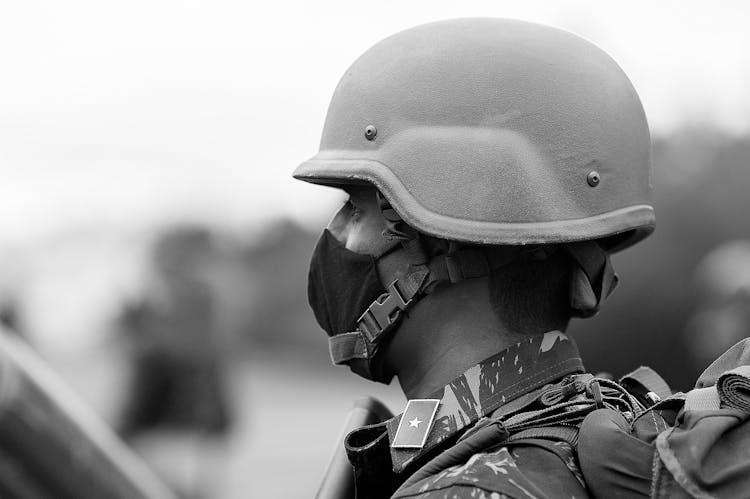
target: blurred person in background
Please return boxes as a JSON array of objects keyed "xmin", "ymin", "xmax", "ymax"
[
  {"xmin": 118, "ymin": 226, "xmax": 232, "ymax": 499},
  {"xmin": 684, "ymin": 240, "xmax": 750, "ymax": 368}
]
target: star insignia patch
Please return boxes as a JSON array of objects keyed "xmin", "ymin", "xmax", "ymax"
[{"xmin": 391, "ymin": 399, "xmax": 441, "ymax": 449}]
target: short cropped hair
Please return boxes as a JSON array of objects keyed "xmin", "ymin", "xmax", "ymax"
[{"xmin": 488, "ymin": 250, "xmax": 573, "ymax": 333}]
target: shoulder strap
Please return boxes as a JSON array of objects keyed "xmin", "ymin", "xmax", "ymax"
[
  {"xmin": 620, "ymin": 366, "xmax": 672, "ymax": 405},
  {"xmin": 509, "ymin": 425, "xmax": 580, "ymax": 447}
]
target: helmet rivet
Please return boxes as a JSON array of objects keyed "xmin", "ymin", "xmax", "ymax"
[
  {"xmin": 587, "ymin": 171, "xmax": 601, "ymax": 187},
  {"xmin": 364, "ymin": 125, "xmax": 377, "ymax": 141}
]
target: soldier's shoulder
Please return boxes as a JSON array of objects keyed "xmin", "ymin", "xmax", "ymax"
[{"xmin": 391, "ymin": 439, "xmax": 587, "ymax": 499}]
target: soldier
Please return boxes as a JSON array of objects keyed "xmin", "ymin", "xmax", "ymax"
[
  {"xmin": 296, "ymin": 19, "xmax": 656, "ymax": 498},
  {"xmin": 118, "ymin": 227, "xmax": 231, "ymax": 499}
]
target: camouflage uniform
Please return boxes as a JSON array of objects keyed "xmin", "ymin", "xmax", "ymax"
[{"xmin": 345, "ymin": 332, "xmax": 645, "ymax": 498}]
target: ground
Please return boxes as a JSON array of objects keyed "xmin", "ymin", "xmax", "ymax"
[{"xmin": 53, "ymin": 346, "xmax": 405, "ymax": 499}]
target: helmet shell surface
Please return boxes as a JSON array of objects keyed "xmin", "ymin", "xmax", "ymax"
[{"xmin": 294, "ymin": 18, "xmax": 654, "ymax": 250}]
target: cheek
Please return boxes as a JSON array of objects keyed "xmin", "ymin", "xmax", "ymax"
[
  {"xmin": 327, "ymin": 207, "xmax": 353, "ymax": 244},
  {"xmin": 345, "ymin": 225, "xmax": 381, "ymax": 254},
  {"xmin": 345, "ymin": 214, "xmax": 389, "ymax": 255}
]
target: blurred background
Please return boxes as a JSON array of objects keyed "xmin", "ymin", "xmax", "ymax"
[{"xmin": 2, "ymin": 0, "xmax": 750, "ymax": 497}]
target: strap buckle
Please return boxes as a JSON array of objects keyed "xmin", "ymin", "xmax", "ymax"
[{"xmin": 357, "ymin": 280, "xmax": 412, "ymax": 343}]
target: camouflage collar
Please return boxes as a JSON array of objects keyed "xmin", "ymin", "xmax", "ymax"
[{"xmin": 379, "ymin": 331, "xmax": 584, "ymax": 473}]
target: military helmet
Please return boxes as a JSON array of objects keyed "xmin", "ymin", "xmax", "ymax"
[{"xmin": 294, "ymin": 18, "xmax": 654, "ymax": 251}]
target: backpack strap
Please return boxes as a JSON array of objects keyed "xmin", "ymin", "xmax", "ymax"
[
  {"xmin": 508, "ymin": 425, "xmax": 580, "ymax": 447},
  {"xmin": 620, "ymin": 366, "xmax": 672, "ymax": 406}
]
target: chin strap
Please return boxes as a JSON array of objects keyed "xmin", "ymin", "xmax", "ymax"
[
  {"xmin": 328, "ymin": 242, "xmax": 534, "ymax": 370},
  {"xmin": 328, "ymin": 195, "xmax": 618, "ymax": 373}
]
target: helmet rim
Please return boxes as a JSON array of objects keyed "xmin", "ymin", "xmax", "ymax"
[{"xmin": 294, "ymin": 157, "xmax": 654, "ymax": 252}]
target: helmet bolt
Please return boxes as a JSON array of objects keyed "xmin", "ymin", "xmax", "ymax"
[
  {"xmin": 587, "ymin": 171, "xmax": 601, "ymax": 187},
  {"xmin": 364, "ymin": 125, "xmax": 378, "ymax": 141}
]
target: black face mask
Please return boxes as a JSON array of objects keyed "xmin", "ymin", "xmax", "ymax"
[
  {"xmin": 308, "ymin": 229, "xmax": 386, "ymax": 336},
  {"xmin": 307, "ymin": 229, "xmax": 393, "ymax": 381}
]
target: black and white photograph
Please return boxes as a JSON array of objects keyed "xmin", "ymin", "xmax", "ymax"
[{"xmin": 1, "ymin": 1, "xmax": 750, "ymax": 497}]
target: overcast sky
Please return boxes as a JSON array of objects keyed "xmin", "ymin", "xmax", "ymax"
[{"xmin": 2, "ymin": 0, "xmax": 750, "ymax": 247}]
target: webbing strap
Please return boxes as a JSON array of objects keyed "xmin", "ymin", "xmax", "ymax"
[
  {"xmin": 329, "ymin": 331, "xmax": 368, "ymax": 365},
  {"xmin": 716, "ymin": 366, "xmax": 750, "ymax": 412},
  {"xmin": 329, "ymin": 245, "xmax": 526, "ymax": 367},
  {"xmin": 328, "ymin": 267, "xmax": 426, "ymax": 366},
  {"xmin": 684, "ymin": 386, "xmax": 721, "ymax": 411},
  {"xmin": 508, "ymin": 425, "xmax": 580, "ymax": 446},
  {"xmin": 357, "ymin": 278, "xmax": 422, "ymax": 344},
  {"xmin": 427, "ymin": 246, "xmax": 522, "ymax": 285},
  {"xmin": 620, "ymin": 366, "xmax": 672, "ymax": 402}
]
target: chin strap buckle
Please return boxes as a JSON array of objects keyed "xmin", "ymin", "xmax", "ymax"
[{"xmin": 357, "ymin": 280, "xmax": 412, "ymax": 343}]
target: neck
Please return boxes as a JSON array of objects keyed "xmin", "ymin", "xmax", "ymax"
[{"xmin": 383, "ymin": 277, "xmax": 566, "ymax": 399}]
